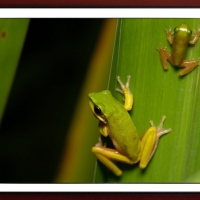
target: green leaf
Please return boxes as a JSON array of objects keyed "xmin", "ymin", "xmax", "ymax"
[
  {"xmin": 0, "ymin": 19, "xmax": 29, "ymax": 123},
  {"xmin": 95, "ymin": 19, "xmax": 200, "ymax": 182}
]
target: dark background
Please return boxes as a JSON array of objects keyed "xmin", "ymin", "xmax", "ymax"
[{"xmin": 0, "ymin": 19, "xmax": 104, "ymax": 182}]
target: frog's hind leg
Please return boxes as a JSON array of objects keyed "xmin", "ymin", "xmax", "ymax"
[
  {"xmin": 139, "ymin": 116, "xmax": 172, "ymax": 169},
  {"xmin": 179, "ymin": 59, "xmax": 199, "ymax": 76},
  {"xmin": 157, "ymin": 46, "xmax": 174, "ymax": 70},
  {"xmin": 92, "ymin": 146, "xmax": 134, "ymax": 176}
]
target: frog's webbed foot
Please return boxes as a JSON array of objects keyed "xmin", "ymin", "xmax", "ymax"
[
  {"xmin": 116, "ymin": 75, "xmax": 133, "ymax": 111},
  {"xmin": 150, "ymin": 116, "xmax": 172, "ymax": 138},
  {"xmin": 95, "ymin": 136, "xmax": 106, "ymax": 148},
  {"xmin": 115, "ymin": 88, "xmax": 123, "ymax": 95},
  {"xmin": 156, "ymin": 43, "xmax": 167, "ymax": 52},
  {"xmin": 116, "ymin": 87, "xmax": 125, "ymax": 102},
  {"xmin": 116, "ymin": 75, "xmax": 131, "ymax": 93},
  {"xmin": 165, "ymin": 27, "xmax": 173, "ymax": 35}
]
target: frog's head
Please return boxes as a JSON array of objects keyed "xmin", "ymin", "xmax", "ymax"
[
  {"xmin": 175, "ymin": 23, "xmax": 192, "ymax": 37},
  {"xmin": 88, "ymin": 90, "xmax": 114, "ymax": 124}
]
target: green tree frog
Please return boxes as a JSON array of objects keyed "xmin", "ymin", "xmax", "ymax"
[
  {"xmin": 157, "ymin": 23, "xmax": 200, "ymax": 76},
  {"xmin": 88, "ymin": 75, "xmax": 172, "ymax": 176}
]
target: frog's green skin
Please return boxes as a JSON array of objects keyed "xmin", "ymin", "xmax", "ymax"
[
  {"xmin": 157, "ymin": 23, "xmax": 200, "ymax": 76},
  {"xmin": 88, "ymin": 75, "xmax": 172, "ymax": 176}
]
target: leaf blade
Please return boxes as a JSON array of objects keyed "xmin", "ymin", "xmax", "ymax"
[
  {"xmin": 0, "ymin": 19, "xmax": 29, "ymax": 123},
  {"xmin": 104, "ymin": 18, "xmax": 200, "ymax": 182}
]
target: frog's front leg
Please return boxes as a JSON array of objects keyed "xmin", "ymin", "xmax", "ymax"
[
  {"xmin": 139, "ymin": 116, "xmax": 172, "ymax": 169},
  {"xmin": 165, "ymin": 27, "xmax": 173, "ymax": 44},
  {"xmin": 157, "ymin": 28, "xmax": 175, "ymax": 70},
  {"xmin": 189, "ymin": 28, "xmax": 200, "ymax": 44},
  {"xmin": 116, "ymin": 75, "xmax": 133, "ymax": 111}
]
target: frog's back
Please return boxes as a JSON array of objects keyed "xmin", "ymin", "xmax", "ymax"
[
  {"xmin": 172, "ymin": 23, "xmax": 191, "ymax": 66},
  {"xmin": 172, "ymin": 36, "xmax": 189, "ymax": 66},
  {"xmin": 107, "ymin": 102, "xmax": 141, "ymax": 161}
]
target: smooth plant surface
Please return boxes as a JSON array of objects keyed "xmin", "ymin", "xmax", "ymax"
[
  {"xmin": 94, "ymin": 19, "xmax": 200, "ymax": 183},
  {"xmin": 0, "ymin": 19, "xmax": 29, "ymax": 123}
]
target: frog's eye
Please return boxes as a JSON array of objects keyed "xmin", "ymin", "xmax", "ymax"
[
  {"xmin": 94, "ymin": 106, "xmax": 102, "ymax": 115},
  {"xmin": 174, "ymin": 27, "xmax": 178, "ymax": 32},
  {"xmin": 188, "ymin": 29, "xmax": 192, "ymax": 35}
]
